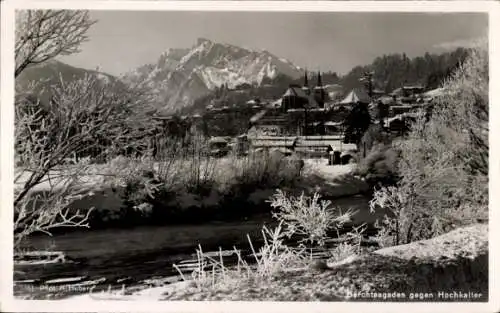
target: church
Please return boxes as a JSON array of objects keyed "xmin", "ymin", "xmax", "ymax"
[
  {"xmin": 281, "ymin": 70, "xmax": 327, "ymax": 112},
  {"xmin": 249, "ymin": 71, "xmax": 332, "ymax": 137}
]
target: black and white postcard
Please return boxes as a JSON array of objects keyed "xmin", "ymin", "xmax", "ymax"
[{"xmin": 1, "ymin": 1, "xmax": 498, "ymax": 312}]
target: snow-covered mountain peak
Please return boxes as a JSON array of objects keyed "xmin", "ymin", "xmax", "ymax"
[{"xmin": 125, "ymin": 38, "xmax": 304, "ymax": 113}]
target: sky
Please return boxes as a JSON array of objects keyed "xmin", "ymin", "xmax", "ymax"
[{"xmin": 59, "ymin": 11, "xmax": 488, "ymax": 76}]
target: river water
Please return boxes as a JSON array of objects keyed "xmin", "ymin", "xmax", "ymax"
[{"xmin": 14, "ymin": 195, "xmax": 374, "ymax": 299}]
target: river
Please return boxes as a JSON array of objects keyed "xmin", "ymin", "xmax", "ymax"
[{"xmin": 14, "ymin": 194, "xmax": 374, "ymax": 299}]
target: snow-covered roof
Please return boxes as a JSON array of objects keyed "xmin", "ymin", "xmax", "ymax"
[
  {"xmin": 282, "ymin": 86, "xmax": 319, "ymax": 107},
  {"xmin": 270, "ymin": 99, "xmax": 282, "ymax": 107},
  {"xmin": 390, "ymin": 105, "xmax": 414, "ymax": 110},
  {"xmin": 251, "ymin": 140, "xmax": 296, "ymax": 148},
  {"xmin": 287, "ymin": 108, "xmax": 306, "ymax": 113},
  {"xmin": 423, "ymin": 87, "xmax": 448, "ymax": 98},
  {"xmin": 283, "ymin": 86, "xmax": 309, "ymax": 99},
  {"xmin": 300, "ymin": 135, "xmax": 344, "ymax": 140},
  {"xmin": 209, "ymin": 136, "xmax": 230, "ymax": 144},
  {"xmin": 249, "ymin": 136, "xmax": 298, "ymax": 141},
  {"xmin": 390, "ymin": 88, "xmax": 403, "ymax": 96},
  {"xmin": 286, "ymin": 107, "xmax": 325, "ymax": 113},
  {"xmin": 384, "ymin": 111, "xmax": 424, "ymax": 127},
  {"xmin": 324, "ymin": 121, "xmax": 344, "ymax": 127},
  {"xmin": 403, "ymin": 85, "xmax": 424, "ymax": 90},
  {"xmin": 250, "ymin": 109, "xmax": 268, "ymax": 124},
  {"xmin": 296, "ymin": 140, "xmax": 339, "ymax": 147},
  {"xmin": 378, "ymin": 95, "xmax": 395, "ymax": 105},
  {"xmin": 339, "ymin": 88, "xmax": 371, "ymax": 104}
]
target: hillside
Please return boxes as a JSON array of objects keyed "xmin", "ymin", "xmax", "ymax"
[
  {"xmin": 16, "ymin": 59, "xmax": 117, "ymax": 88},
  {"xmin": 15, "ymin": 60, "xmax": 119, "ymax": 104},
  {"xmin": 339, "ymin": 48, "xmax": 471, "ymax": 93}
]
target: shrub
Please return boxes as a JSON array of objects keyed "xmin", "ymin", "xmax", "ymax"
[
  {"xmin": 104, "ymin": 156, "xmax": 160, "ymax": 212},
  {"xmin": 328, "ymin": 242, "xmax": 357, "ymax": 263},
  {"xmin": 356, "ymin": 143, "xmax": 400, "ymax": 189},
  {"xmin": 104, "ymin": 145, "xmax": 305, "ymax": 223},
  {"xmin": 359, "ymin": 123, "xmax": 392, "ymax": 154},
  {"xmin": 173, "ymin": 190, "xmax": 365, "ymax": 291},
  {"xmin": 268, "ymin": 189, "xmax": 356, "ymax": 247},
  {"xmin": 218, "ymin": 151, "xmax": 302, "ymax": 194},
  {"xmin": 173, "ymin": 223, "xmax": 309, "ymax": 290}
]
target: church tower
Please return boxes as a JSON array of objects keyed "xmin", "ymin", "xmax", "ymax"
[
  {"xmin": 302, "ymin": 70, "xmax": 311, "ymax": 95},
  {"xmin": 314, "ymin": 71, "xmax": 326, "ymax": 107}
]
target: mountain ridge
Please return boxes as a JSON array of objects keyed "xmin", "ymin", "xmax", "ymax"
[{"xmin": 122, "ymin": 38, "xmax": 304, "ymax": 113}]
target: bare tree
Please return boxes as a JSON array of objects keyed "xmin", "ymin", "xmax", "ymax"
[
  {"xmin": 15, "ymin": 10, "xmax": 96, "ymax": 77},
  {"xmin": 13, "ymin": 10, "xmax": 161, "ymax": 249},
  {"xmin": 14, "ymin": 73, "xmax": 157, "ymax": 248},
  {"xmin": 14, "ymin": 10, "xmax": 96, "ymax": 249}
]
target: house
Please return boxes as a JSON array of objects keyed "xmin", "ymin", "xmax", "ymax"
[
  {"xmin": 248, "ymin": 108, "xmax": 289, "ymax": 136},
  {"xmin": 324, "ymin": 121, "xmax": 344, "ymax": 135},
  {"xmin": 294, "ymin": 136, "xmax": 356, "ymax": 158},
  {"xmin": 384, "ymin": 111, "xmax": 424, "ymax": 134},
  {"xmin": 249, "ymin": 136, "xmax": 298, "ymax": 154},
  {"xmin": 390, "ymin": 85, "xmax": 425, "ymax": 104},
  {"xmin": 208, "ymin": 136, "xmax": 231, "ymax": 157},
  {"xmin": 323, "ymin": 84, "xmax": 344, "ymax": 102},
  {"xmin": 389, "ymin": 105, "xmax": 415, "ymax": 116}
]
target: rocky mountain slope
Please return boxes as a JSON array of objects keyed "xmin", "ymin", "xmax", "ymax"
[{"xmin": 123, "ymin": 38, "xmax": 304, "ymax": 113}]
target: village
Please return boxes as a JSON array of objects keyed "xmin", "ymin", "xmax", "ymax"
[{"xmin": 152, "ymin": 71, "xmax": 440, "ymax": 165}]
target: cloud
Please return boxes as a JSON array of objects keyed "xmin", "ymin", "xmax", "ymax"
[{"xmin": 434, "ymin": 37, "xmax": 486, "ymax": 50}]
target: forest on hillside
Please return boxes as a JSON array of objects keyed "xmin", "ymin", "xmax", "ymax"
[{"xmin": 340, "ymin": 47, "xmax": 471, "ymax": 93}]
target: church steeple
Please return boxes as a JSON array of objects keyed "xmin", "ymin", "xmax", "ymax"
[
  {"xmin": 314, "ymin": 70, "xmax": 326, "ymax": 107},
  {"xmin": 302, "ymin": 69, "xmax": 311, "ymax": 95},
  {"xmin": 317, "ymin": 71, "xmax": 323, "ymax": 87}
]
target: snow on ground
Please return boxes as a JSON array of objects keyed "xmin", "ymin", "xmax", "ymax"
[
  {"xmin": 15, "ymin": 157, "xmax": 359, "ymax": 194},
  {"xmin": 64, "ymin": 223, "xmax": 488, "ymax": 302},
  {"xmin": 65, "ymin": 281, "xmax": 191, "ymax": 301},
  {"xmin": 299, "ymin": 159, "xmax": 368, "ymax": 198},
  {"xmin": 375, "ymin": 223, "xmax": 488, "ymax": 261},
  {"xmin": 14, "ymin": 168, "xmax": 108, "ymax": 193},
  {"xmin": 303, "ymin": 158, "xmax": 356, "ymax": 180}
]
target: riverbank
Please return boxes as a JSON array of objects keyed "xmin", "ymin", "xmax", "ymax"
[
  {"xmin": 15, "ymin": 157, "xmax": 373, "ymax": 232},
  {"xmin": 64, "ymin": 223, "xmax": 487, "ymax": 301}
]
